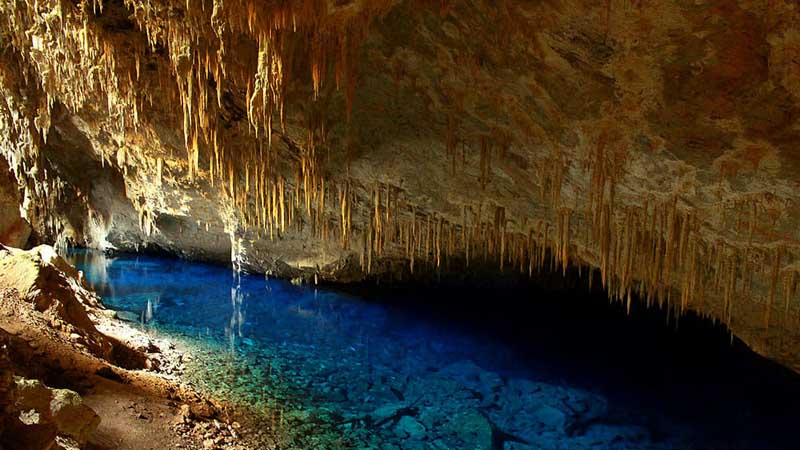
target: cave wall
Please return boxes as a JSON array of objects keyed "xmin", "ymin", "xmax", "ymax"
[
  {"xmin": 1, "ymin": 0, "xmax": 800, "ymax": 372},
  {"xmin": 0, "ymin": 156, "xmax": 30, "ymax": 248}
]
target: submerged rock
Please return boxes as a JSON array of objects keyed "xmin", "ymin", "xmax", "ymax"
[
  {"xmin": 444, "ymin": 411, "xmax": 493, "ymax": 450},
  {"xmin": 395, "ymin": 416, "xmax": 426, "ymax": 439},
  {"xmin": 533, "ymin": 405, "xmax": 567, "ymax": 430}
]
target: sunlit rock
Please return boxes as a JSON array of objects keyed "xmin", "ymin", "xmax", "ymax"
[{"xmin": 13, "ymin": 377, "xmax": 101, "ymax": 445}]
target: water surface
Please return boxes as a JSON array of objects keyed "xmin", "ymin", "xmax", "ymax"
[{"xmin": 68, "ymin": 251, "xmax": 800, "ymax": 450}]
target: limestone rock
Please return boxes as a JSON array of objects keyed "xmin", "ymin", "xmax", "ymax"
[
  {"xmin": 48, "ymin": 388, "xmax": 102, "ymax": 443},
  {"xmin": 0, "ymin": 245, "xmax": 132, "ymax": 360},
  {"xmin": 0, "ymin": 157, "xmax": 30, "ymax": 249},
  {"xmin": 13, "ymin": 377, "xmax": 101, "ymax": 444}
]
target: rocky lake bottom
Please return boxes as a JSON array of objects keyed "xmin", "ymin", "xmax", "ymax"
[{"xmin": 67, "ymin": 251, "xmax": 800, "ymax": 450}]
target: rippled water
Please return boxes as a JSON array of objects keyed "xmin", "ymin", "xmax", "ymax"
[{"xmin": 67, "ymin": 250, "xmax": 800, "ymax": 450}]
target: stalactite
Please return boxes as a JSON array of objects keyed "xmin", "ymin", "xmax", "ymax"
[
  {"xmin": 425, "ymin": 213, "xmax": 432, "ymax": 265},
  {"xmin": 360, "ymin": 229, "xmax": 366, "ymax": 272},
  {"xmin": 435, "ymin": 216, "xmax": 442, "ymax": 269},
  {"xmin": 319, "ymin": 178, "xmax": 326, "ymax": 238},
  {"xmin": 367, "ymin": 219, "xmax": 374, "ymax": 274},
  {"xmin": 385, "ymin": 184, "xmax": 393, "ymax": 242},
  {"xmin": 784, "ymin": 269, "xmax": 798, "ymax": 321},
  {"xmin": 495, "ymin": 206, "xmax": 506, "ymax": 271},
  {"xmin": 680, "ymin": 235, "xmax": 698, "ymax": 315},
  {"xmin": 479, "ymin": 136, "xmax": 491, "ymax": 190},
  {"xmin": 662, "ymin": 196, "xmax": 679, "ymax": 295},
  {"xmin": 463, "ymin": 205, "xmax": 471, "ymax": 267},
  {"xmin": 338, "ymin": 184, "xmax": 347, "ymax": 249},
  {"xmin": 556, "ymin": 208, "xmax": 571, "ymax": 275},
  {"xmin": 279, "ymin": 176, "xmax": 286, "ymax": 233},
  {"xmin": 720, "ymin": 248, "xmax": 735, "ymax": 324},
  {"xmin": 766, "ymin": 247, "xmax": 782, "ymax": 331},
  {"xmin": 409, "ymin": 207, "xmax": 417, "ymax": 274},
  {"xmin": 446, "ymin": 112, "xmax": 459, "ymax": 174},
  {"xmin": 598, "ymin": 203, "xmax": 611, "ymax": 289},
  {"xmin": 540, "ymin": 222, "xmax": 549, "ymax": 273},
  {"xmin": 372, "ymin": 184, "xmax": 383, "ymax": 258}
]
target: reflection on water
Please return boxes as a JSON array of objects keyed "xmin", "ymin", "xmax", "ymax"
[
  {"xmin": 66, "ymin": 250, "xmax": 800, "ymax": 450},
  {"xmin": 77, "ymin": 250, "xmax": 114, "ymax": 291},
  {"xmin": 228, "ymin": 274, "xmax": 246, "ymax": 352}
]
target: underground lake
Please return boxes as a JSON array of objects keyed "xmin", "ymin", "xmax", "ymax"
[{"xmin": 64, "ymin": 250, "xmax": 800, "ymax": 450}]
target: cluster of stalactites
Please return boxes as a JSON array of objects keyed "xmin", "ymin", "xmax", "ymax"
[
  {"xmin": 0, "ymin": 0, "xmax": 400, "ymax": 253},
  {"xmin": 577, "ymin": 129, "xmax": 800, "ymax": 331},
  {"xmin": 0, "ymin": 43, "xmax": 76, "ymax": 242},
  {"xmin": 119, "ymin": 0, "xmax": 392, "ymax": 181},
  {"xmin": 442, "ymin": 113, "xmax": 800, "ymax": 332},
  {"xmin": 0, "ymin": 0, "xmax": 392, "ymax": 185},
  {"xmin": 223, "ymin": 133, "xmax": 582, "ymax": 281},
  {"xmin": 0, "ymin": 0, "xmax": 150, "ymax": 137}
]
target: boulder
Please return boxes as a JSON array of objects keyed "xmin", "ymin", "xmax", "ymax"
[
  {"xmin": 0, "ymin": 245, "xmax": 113, "ymax": 359},
  {"xmin": 14, "ymin": 377, "xmax": 100, "ymax": 444}
]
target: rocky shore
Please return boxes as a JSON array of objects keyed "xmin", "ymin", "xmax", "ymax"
[{"xmin": 0, "ymin": 245, "xmax": 266, "ymax": 450}]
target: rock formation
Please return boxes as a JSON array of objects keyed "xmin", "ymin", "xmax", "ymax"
[
  {"xmin": 0, "ymin": 1, "xmax": 799, "ymax": 373},
  {"xmin": 0, "ymin": 245, "xmax": 261, "ymax": 449},
  {"xmin": 0, "ymin": 157, "xmax": 30, "ymax": 248},
  {"xmin": 0, "ymin": 246, "xmax": 106, "ymax": 449}
]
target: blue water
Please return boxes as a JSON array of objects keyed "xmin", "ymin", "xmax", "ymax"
[{"xmin": 67, "ymin": 250, "xmax": 800, "ymax": 450}]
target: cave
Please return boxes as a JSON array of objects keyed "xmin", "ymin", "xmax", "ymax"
[{"xmin": 1, "ymin": 1, "xmax": 800, "ymax": 449}]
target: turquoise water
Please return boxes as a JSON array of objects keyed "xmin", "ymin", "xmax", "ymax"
[{"xmin": 68, "ymin": 251, "xmax": 800, "ymax": 450}]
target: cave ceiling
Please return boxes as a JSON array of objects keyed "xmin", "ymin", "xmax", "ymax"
[{"xmin": 1, "ymin": 0, "xmax": 800, "ymax": 371}]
